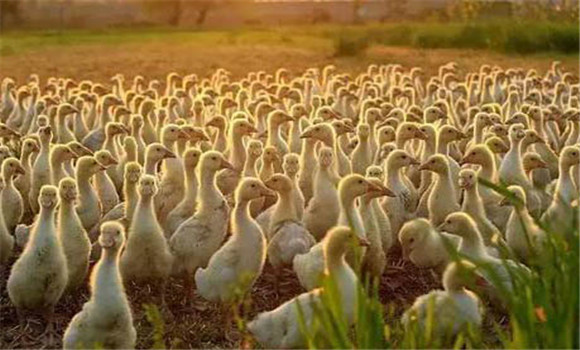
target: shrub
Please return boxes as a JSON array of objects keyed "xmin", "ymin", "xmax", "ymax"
[{"xmin": 333, "ymin": 32, "xmax": 369, "ymax": 57}]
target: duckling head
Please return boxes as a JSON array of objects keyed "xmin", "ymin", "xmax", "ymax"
[
  {"xmin": 364, "ymin": 177, "xmax": 395, "ymax": 199},
  {"xmin": 438, "ymin": 212, "xmax": 479, "ymax": 240},
  {"xmin": 283, "ymin": 153, "xmax": 300, "ymax": 177},
  {"xmin": 146, "ymin": 143, "xmax": 176, "ymax": 163},
  {"xmin": 139, "ymin": 175, "xmax": 158, "ymax": 198},
  {"xmin": 58, "ymin": 177, "xmax": 78, "ymax": 202},
  {"xmin": 506, "ymin": 113, "xmax": 528, "ymax": 127},
  {"xmin": 438, "ymin": 125, "xmax": 466, "ymax": 143},
  {"xmin": 523, "ymin": 152, "xmax": 547, "ymax": 173},
  {"xmin": 324, "ymin": 226, "xmax": 370, "ymax": 266},
  {"xmin": 183, "ymin": 148, "xmax": 202, "ymax": 170},
  {"xmin": 508, "ymin": 123, "xmax": 526, "ymax": 142},
  {"xmin": 417, "ymin": 124, "xmax": 436, "ymax": 142},
  {"xmin": 356, "ymin": 123, "xmax": 371, "ymax": 140},
  {"xmin": 0, "ymin": 123, "xmax": 20, "ymax": 138},
  {"xmin": 99, "ymin": 221, "xmax": 125, "ymax": 251},
  {"xmin": 290, "ymin": 103, "xmax": 308, "ymax": 120},
  {"xmin": 443, "ymin": 260, "xmax": 479, "ymax": 292},
  {"xmin": 485, "ymin": 136, "xmax": 509, "ymax": 154},
  {"xmin": 364, "ymin": 107, "xmax": 382, "ymax": 125},
  {"xmin": 419, "ymin": 154, "xmax": 449, "ymax": 174},
  {"xmin": 236, "ymin": 178, "xmax": 273, "ymax": 202},
  {"xmin": 52, "ymin": 145, "xmax": 77, "ymax": 163},
  {"xmin": 38, "ymin": 125, "xmax": 53, "ymax": 143},
  {"xmin": 378, "ymin": 125, "xmax": 395, "ymax": 144},
  {"xmin": 318, "ymin": 146, "xmax": 334, "ymax": 168},
  {"xmin": 268, "ymin": 110, "xmax": 293, "ymax": 126},
  {"xmin": 378, "ymin": 142, "xmax": 397, "ymax": 163},
  {"xmin": 338, "ymin": 174, "xmax": 382, "ymax": 201},
  {"xmin": 2, "ymin": 157, "xmax": 24, "ymax": 178},
  {"xmin": 397, "ymin": 122, "xmax": 423, "ymax": 141},
  {"xmin": 461, "ymin": 145, "xmax": 492, "ymax": 166},
  {"xmin": 264, "ymin": 174, "xmax": 292, "ymax": 194},
  {"xmin": 458, "ymin": 168, "xmax": 477, "ymax": 190},
  {"xmin": 387, "ymin": 150, "xmax": 420, "ymax": 170},
  {"xmin": 366, "ymin": 165, "xmax": 384, "ymax": 181},
  {"xmin": 77, "ymin": 156, "xmax": 106, "ymax": 177},
  {"xmin": 232, "ymin": 119, "xmax": 258, "ymax": 137},
  {"xmin": 23, "ymin": 138, "xmax": 40, "ymax": 154},
  {"xmin": 246, "ymin": 140, "xmax": 263, "ymax": 159},
  {"xmin": 523, "ymin": 130, "xmax": 545, "ymax": 146},
  {"xmin": 262, "ymin": 146, "xmax": 280, "ymax": 164},
  {"xmin": 124, "ymin": 162, "xmax": 142, "ymax": 183},
  {"xmin": 424, "ymin": 106, "xmax": 446, "ymax": 123},
  {"xmin": 399, "ymin": 218, "xmax": 432, "ymax": 260},
  {"xmin": 205, "ymin": 115, "xmax": 227, "ymax": 130},
  {"xmin": 200, "ymin": 150, "xmax": 234, "ymax": 172},
  {"xmin": 57, "ymin": 103, "xmax": 79, "ymax": 117},
  {"xmin": 300, "ymin": 123, "xmax": 333, "ymax": 145},
  {"xmin": 67, "ymin": 141, "xmax": 93, "ymax": 157},
  {"xmin": 39, "ymin": 185, "xmax": 59, "ymax": 209},
  {"xmin": 95, "ymin": 150, "xmax": 118, "ymax": 168},
  {"xmin": 560, "ymin": 145, "xmax": 580, "ymax": 168},
  {"xmin": 162, "ymin": 124, "xmax": 187, "ymax": 143},
  {"xmin": 316, "ymin": 106, "xmax": 339, "ymax": 121}
]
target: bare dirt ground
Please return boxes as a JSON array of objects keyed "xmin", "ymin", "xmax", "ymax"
[{"xmin": 1, "ymin": 42, "xmax": 577, "ymax": 83}]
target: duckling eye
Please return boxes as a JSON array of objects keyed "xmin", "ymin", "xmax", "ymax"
[
  {"xmin": 251, "ymin": 184, "xmax": 256, "ymax": 188},
  {"xmin": 156, "ymin": 147, "xmax": 161, "ymax": 152},
  {"xmin": 212, "ymin": 156, "xmax": 217, "ymax": 160},
  {"xmin": 572, "ymin": 152, "xmax": 578, "ymax": 156},
  {"xmin": 471, "ymin": 152, "xmax": 476, "ymax": 156},
  {"xmin": 409, "ymin": 238, "xmax": 414, "ymax": 243},
  {"xmin": 446, "ymin": 220, "xmax": 451, "ymax": 224},
  {"xmin": 407, "ymin": 127, "xmax": 412, "ymax": 131},
  {"xmin": 401, "ymin": 155, "xmax": 407, "ymax": 159}
]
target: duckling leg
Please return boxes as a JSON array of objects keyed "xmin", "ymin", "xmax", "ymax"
[
  {"xmin": 159, "ymin": 279, "xmax": 174, "ymax": 322},
  {"xmin": 182, "ymin": 271, "xmax": 195, "ymax": 306},
  {"xmin": 39, "ymin": 307, "xmax": 57, "ymax": 347},
  {"xmin": 222, "ymin": 303, "xmax": 238, "ymax": 343}
]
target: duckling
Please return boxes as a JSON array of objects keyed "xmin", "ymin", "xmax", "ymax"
[
  {"xmin": 63, "ymin": 222, "xmax": 136, "ymax": 350},
  {"xmin": 8, "ymin": 186, "xmax": 67, "ymax": 340},
  {"xmin": 399, "ymin": 218, "xmax": 459, "ymax": 274},
  {"xmin": 502, "ymin": 185, "xmax": 547, "ymax": 263},
  {"xmin": 541, "ymin": 145, "xmax": 580, "ymax": 231},
  {"xmin": 438, "ymin": 212, "xmax": 530, "ymax": 301},
  {"xmin": 351, "ymin": 123, "xmax": 373, "ymax": 175},
  {"xmin": 382, "ymin": 150, "xmax": 420, "ymax": 237},
  {"xmin": 402, "ymin": 261, "xmax": 483, "ymax": 339},
  {"xmin": 50, "ymin": 144, "xmax": 78, "ymax": 186},
  {"xmin": 58, "ymin": 178, "xmax": 91, "ymax": 290},
  {"xmin": 30, "ymin": 125, "xmax": 53, "ymax": 214},
  {"xmin": 75, "ymin": 156, "xmax": 107, "ymax": 232},
  {"xmin": 94, "ymin": 150, "xmax": 120, "ymax": 216},
  {"xmin": 206, "ymin": 115, "xmax": 228, "ymax": 152},
  {"xmin": 458, "ymin": 169, "xmax": 502, "ymax": 246},
  {"xmin": 195, "ymin": 178, "xmax": 272, "ymax": 304},
  {"xmin": 55, "ymin": 103, "xmax": 78, "ymax": 144},
  {"xmin": 419, "ymin": 154, "xmax": 460, "ymax": 227},
  {"xmin": 169, "ymin": 151, "xmax": 233, "ymax": 300},
  {"xmin": 293, "ymin": 175, "xmax": 380, "ymax": 291},
  {"xmin": 0, "ymin": 176, "xmax": 14, "ymax": 278},
  {"xmin": 164, "ymin": 148, "xmax": 201, "ymax": 237},
  {"xmin": 282, "ymin": 153, "xmax": 304, "ymax": 220},
  {"xmin": 304, "ymin": 147, "xmax": 340, "ymax": 240},
  {"xmin": 120, "ymin": 175, "xmax": 173, "ymax": 303},
  {"xmin": 248, "ymin": 226, "xmax": 367, "ymax": 349},
  {"xmin": 360, "ymin": 178, "xmax": 394, "ymax": 278},
  {"xmin": 144, "ymin": 143, "xmax": 176, "ymax": 175},
  {"xmin": 65, "ymin": 141, "xmax": 94, "ymax": 177},
  {"xmin": 1, "ymin": 157, "xmax": 25, "ymax": 233},
  {"xmin": 265, "ymin": 174, "xmax": 316, "ymax": 289},
  {"xmin": 15, "ymin": 138, "xmax": 39, "ymax": 222}
]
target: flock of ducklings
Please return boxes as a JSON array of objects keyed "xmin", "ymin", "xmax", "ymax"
[{"xmin": 0, "ymin": 61, "xmax": 578, "ymax": 349}]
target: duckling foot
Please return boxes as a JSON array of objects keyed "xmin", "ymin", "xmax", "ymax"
[{"xmin": 39, "ymin": 322, "xmax": 58, "ymax": 348}]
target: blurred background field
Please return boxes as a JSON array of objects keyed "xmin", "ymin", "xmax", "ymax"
[{"xmin": 0, "ymin": 0, "xmax": 578, "ymax": 82}]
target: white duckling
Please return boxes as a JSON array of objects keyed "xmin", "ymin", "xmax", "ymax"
[
  {"xmin": 94, "ymin": 150, "xmax": 120, "ymax": 216},
  {"xmin": 265, "ymin": 174, "xmax": 316, "ymax": 288},
  {"xmin": 0, "ymin": 177, "xmax": 14, "ymax": 278},
  {"xmin": 50, "ymin": 144, "xmax": 78, "ymax": 186},
  {"xmin": 402, "ymin": 260, "xmax": 483, "ymax": 339},
  {"xmin": 304, "ymin": 146, "xmax": 340, "ymax": 241},
  {"xmin": 63, "ymin": 222, "xmax": 136, "ymax": 350},
  {"xmin": 169, "ymin": 151, "xmax": 233, "ymax": 299},
  {"xmin": 458, "ymin": 168, "xmax": 502, "ymax": 246},
  {"xmin": 7, "ymin": 186, "xmax": 67, "ymax": 339},
  {"xmin": 282, "ymin": 153, "xmax": 304, "ymax": 220},
  {"xmin": 15, "ymin": 138, "xmax": 39, "ymax": 222},
  {"xmin": 1, "ymin": 157, "xmax": 25, "ymax": 233},
  {"xmin": 58, "ymin": 178, "xmax": 91, "ymax": 290},
  {"xmin": 382, "ymin": 150, "xmax": 420, "ymax": 237},
  {"xmin": 293, "ymin": 175, "xmax": 380, "ymax": 291},
  {"xmin": 541, "ymin": 145, "xmax": 580, "ymax": 231},
  {"xmin": 195, "ymin": 178, "xmax": 272, "ymax": 303},
  {"xmin": 206, "ymin": 115, "xmax": 228, "ymax": 152},
  {"xmin": 144, "ymin": 142, "xmax": 176, "ymax": 175},
  {"xmin": 418, "ymin": 154, "xmax": 460, "ymax": 227},
  {"xmin": 360, "ymin": 177, "xmax": 395, "ymax": 278},
  {"xmin": 120, "ymin": 175, "xmax": 173, "ymax": 301},
  {"xmin": 503, "ymin": 185, "xmax": 547, "ymax": 263},
  {"xmin": 438, "ymin": 212, "xmax": 530, "ymax": 301},
  {"xmin": 248, "ymin": 226, "xmax": 367, "ymax": 349},
  {"xmin": 399, "ymin": 218, "xmax": 459, "ymax": 274},
  {"xmin": 351, "ymin": 122, "xmax": 373, "ymax": 175},
  {"xmin": 75, "ymin": 156, "xmax": 107, "ymax": 232},
  {"xmin": 164, "ymin": 148, "xmax": 201, "ymax": 237}
]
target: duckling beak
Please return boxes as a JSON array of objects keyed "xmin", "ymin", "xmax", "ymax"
[
  {"xmin": 437, "ymin": 222, "xmax": 448, "ymax": 231},
  {"xmin": 366, "ymin": 181, "xmax": 383, "ymax": 193},
  {"xmin": 499, "ymin": 197, "xmax": 510, "ymax": 206},
  {"xmin": 220, "ymin": 159, "xmax": 235, "ymax": 170},
  {"xmin": 537, "ymin": 160, "xmax": 547, "ymax": 168},
  {"xmin": 357, "ymin": 236, "xmax": 371, "ymax": 247},
  {"xmin": 418, "ymin": 162, "xmax": 430, "ymax": 171},
  {"xmin": 415, "ymin": 130, "xmax": 428, "ymax": 140},
  {"xmin": 259, "ymin": 186, "xmax": 275, "ymax": 197},
  {"xmin": 408, "ymin": 157, "xmax": 420, "ymax": 166},
  {"xmin": 245, "ymin": 125, "xmax": 258, "ymax": 134},
  {"xmin": 299, "ymin": 130, "xmax": 313, "ymax": 139},
  {"xmin": 15, "ymin": 165, "xmax": 25, "ymax": 176},
  {"xmin": 177, "ymin": 130, "xmax": 188, "ymax": 139},
  {"xmin": 164, "ymin": 150, "xmax": 177, "ymax": 159}
]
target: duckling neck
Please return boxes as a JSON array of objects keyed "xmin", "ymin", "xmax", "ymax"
[
  {"xmin": 326, "ymin": 252, "xmax": 348, "ymax": 273},
  {"xmin": 144, "ymin": 157, "xmax": 160, "ymax": 175},
  {"xmin": 198, "ymin": 168, "xmax": 224, "ymax": 213},
  {"xmin": 460, "ymin": 229, "xmax": 487, "ymax": 259},
  {"xmin": 181, "ymin": 167, "xmax": 198, "ymax": 207},
  {"xmin": 233, "ymin": 199, "xmax": 254, "ymax": 235},
  {"xmin": 474, "ymin": 121, "xmax": 485, "ymax": 144},
  {"xmin": 386, "ymin": 165, "xmax": 405, "ymax": 189},
  {"xmin": 93, "ymin": 248, "xmax": 126, "ymax": 306},
  {"xmin": 555, "ymin": 162, "xmax": 574, "ymax": 203},
  {"xmin": 230, "ymin": 132, "xmax": 246, "ymax": 170},
  {"xmin": 436, "ymin": 138, "xmax": 451, "ymax": 155},
  {"xmin": 36, "ymin": 206, "xmax": 56, "ymax": 237},
  {"xmin": 463, "ymin": 186, "xmax": 485, "ymax": 215},
  {"xmin": 243, "ymin": 154, "xmax": 259, "ymax": 177},
  {"xmin": 272, "ymin": 190, "xmax": 297, "ymax": 224},
  {"xmin": 339, "ymin": 192, "xmax": 365, "ymax": 238},
  {"xmin": 478, "ymin": 153, "xmax": 496, "ymax": 181}
]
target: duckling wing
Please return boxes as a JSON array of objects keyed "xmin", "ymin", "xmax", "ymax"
[{"xmin": 268, "ymin": 220, "xmax": 316, "ymax": 268}]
